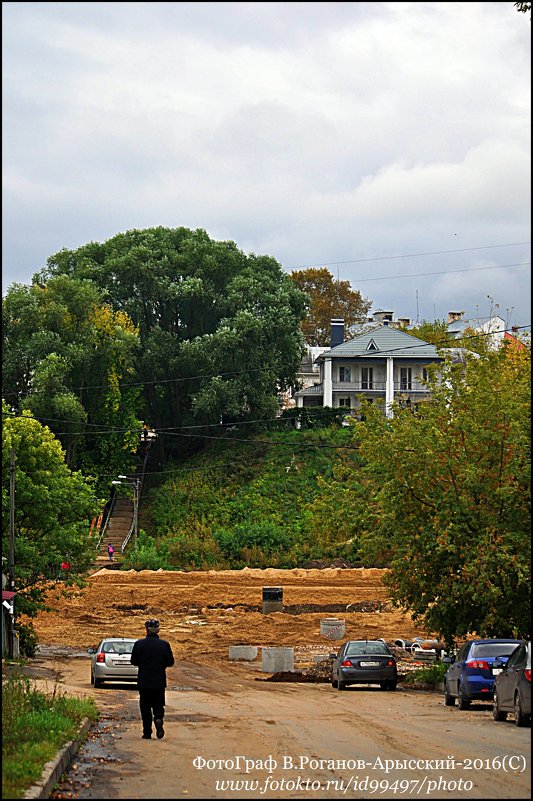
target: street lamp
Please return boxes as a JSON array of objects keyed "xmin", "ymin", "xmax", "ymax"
[{"xmin": 111, "ymin": 475, "xmax": 141, "ymax": 548}]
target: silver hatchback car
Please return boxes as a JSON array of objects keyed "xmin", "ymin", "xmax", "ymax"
[{"xmin": 88, "ymin": 637, "xmax": 138, "ymax": 687}]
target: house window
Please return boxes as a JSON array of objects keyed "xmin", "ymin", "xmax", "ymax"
[
  {"xmin": 400, "ymin": 367, "xmax": 412, "ymax": 390},
  {"xmin": 339, "ymin": 397, "xmax": 351, "ymax": 408},
  {"xmin": 339, "ymin": 366, "xmax": 351, "ymax": 382},
  {"xmin": 361, "ymin": 367, "xmax": 373, "ymax": 389}
]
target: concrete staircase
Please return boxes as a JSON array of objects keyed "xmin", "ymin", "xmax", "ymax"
[{"xmin": 96, "ymin": 496, "xmax": 134, "ymax": 566}]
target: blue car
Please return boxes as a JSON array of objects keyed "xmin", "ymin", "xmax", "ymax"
[{"xmin": 443, "ymin": 638, "xmax": 523, "ymax": 709}]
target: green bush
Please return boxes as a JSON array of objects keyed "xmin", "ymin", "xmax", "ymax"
[
  {"xmin": 167, "ymin": 533, "xmax": 225, "ymax": 570},
  {"xmin": 213, "ymin": 521, "xmax": 296, "ymax": 567},
  {"xmin": 401, "ymin": 662, "xmax": 447, "ymax": 686},
  {"xmin": 121, "ymin": 529, "xmax": 173, "ymax": 571},
  {"xmin": 17, "ymin": 622, "xmax": 39, "ymax": 658}
]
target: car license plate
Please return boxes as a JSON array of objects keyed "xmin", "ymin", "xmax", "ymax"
[
  {"xmin": 360, "ymin": 661, "xmax": 380, "ymax": 667},
  {"xmin": 112, "ymin": 659, "xmax": 129, "ymax": 666},
  {"xmin": 492, "ymin": 668, "xmax": 502, "ymax": 675}
]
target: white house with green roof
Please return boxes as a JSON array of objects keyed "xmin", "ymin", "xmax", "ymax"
[{"xmin": 294, "ymin": 320, "xmax": 443, "ymax": 418}]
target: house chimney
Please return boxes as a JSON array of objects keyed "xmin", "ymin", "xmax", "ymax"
[
  {"xmin": 448, "ymin": 311, "xmax": 464, "ymax": 324},
  {"xmin": 373, "ymin": 310, "xmax": 394, "ymax": 323},
  {"xmin": 330, "ymin": 318, "xmax": 345, "ymax": 348}
]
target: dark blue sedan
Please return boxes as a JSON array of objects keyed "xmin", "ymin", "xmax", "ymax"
[
  {"xmin": 443, "ymin": 638, "xmax": 522, "ymax": 709},
  {"xmin": 330, "ymin": 640, "xmax": 397, "ymax": 691}
]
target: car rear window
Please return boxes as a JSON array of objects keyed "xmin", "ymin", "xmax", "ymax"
[
  {"xmin": 103, "ymin": 642, "xmax": 135, "ymax": 654},
  {"xmin": 472, "ymin": 642, "xmax": 520, "ymax": 658},
  {"xmin": 346, "ymin": 642, "xmax": 390, "ymax": 656}
]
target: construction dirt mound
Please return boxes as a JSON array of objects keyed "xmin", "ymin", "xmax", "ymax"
[{"xmin": 31, "ymin": 567, "xmax": 431, "ymax": 670}]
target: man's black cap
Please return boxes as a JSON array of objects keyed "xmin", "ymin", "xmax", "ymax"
[{"xmin": 145, "ymin": 618, "xmax": 160, "ymax": 629}]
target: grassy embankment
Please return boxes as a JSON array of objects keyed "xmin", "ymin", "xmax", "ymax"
[
  {"xmin": 130, "ymin": 426, "xmax": 363, "ymax": 570},
  {"xmin": 2, "ymin": 670, "xmax": 98, "ymax": 800}
]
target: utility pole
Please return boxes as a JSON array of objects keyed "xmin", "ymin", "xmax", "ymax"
[{"xmin": 8, "ymin": 447, "xmax": 15, "ymax": 657}]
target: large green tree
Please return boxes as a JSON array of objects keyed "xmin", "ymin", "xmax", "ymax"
[
  {"xmin": 35, "ymin": 227, "xmax": 308, "ymax": 461},
  {"xmin": 349, "ymin": 344, "xmax": 531, "ymax": 644},
  {"xmin": 2, "ymin": 402, "xmax": 99, "ymax": 625},
  {"xmin": 289, "ymin": 267, "xmax": 371, "ymax": 346},
  {"xmin": 2, "ymin": 276, "xmax": 142, "ymax": 491}
]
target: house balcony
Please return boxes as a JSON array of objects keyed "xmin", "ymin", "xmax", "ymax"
[
  {"xmin": 333, "ymin": 381, "xmax": 429, "ymax": 393},
  {"xmin": 333, "ymin": 381, "xmax": 386, "ymax": 392}
]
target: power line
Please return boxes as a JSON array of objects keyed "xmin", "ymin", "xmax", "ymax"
[
  {"xmin": 287, "ymin": 241, "xmax": 531, "ymax": 270},
  {"xmin": 344, "ymin": 261, "xmax": 530, "ymax": 284},
  {"xmin": 3, "ymin": 323, "xmax": 530, "ymax": 442},
  {"xmin": 2, "ymin": 323, "xmax": 529, "ymax": 400},
  {"xmin": 0, "ymin": 406, "xmax": 341, "ymax": 435}
]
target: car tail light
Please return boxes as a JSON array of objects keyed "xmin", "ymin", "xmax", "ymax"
[
  {"xmin": 387, "ymin": 659, "xmax": 395, "ymax": 666},
  {"xmin": 341, "ymin": 659, "xmax": 353, "ymax": 667},
  {"xmin": 466, "ymin": 659, "xmax": 490, "ymax": 670},
  {"xmin": 524, "ymin": 669, "xmax": 531, "ymax": 682},
  {"xmin": 96, "ymin": 653, "xmax": 105, "ymax": 663}
]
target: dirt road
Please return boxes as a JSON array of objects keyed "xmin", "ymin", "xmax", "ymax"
[
  {"xmin": 28, "ymin": 647, "xmax": 531, "ymax": 800},
  {"xmin": 27, "ymin": 568, "xmax": 531, "ymax": 799}
]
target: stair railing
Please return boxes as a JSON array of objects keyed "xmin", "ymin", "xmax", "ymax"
[{"xmin": 96, "ymin": 488, "xmax": 117, "ymax": 552}]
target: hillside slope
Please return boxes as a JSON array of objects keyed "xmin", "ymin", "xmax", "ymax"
[{"xmin": 137, "ymin": 427, "xmax": 362, "ymax": 570}]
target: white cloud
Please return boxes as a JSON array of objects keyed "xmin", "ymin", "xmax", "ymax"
[{"xmin": 2, "ymin": 1, "xmax": 531, "ymax": 328}]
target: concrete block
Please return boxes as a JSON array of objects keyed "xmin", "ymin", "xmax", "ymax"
[
  {"xmin": 228, "ymin": 645, "xmax": 258, "ymax": 661},
  {"xmin": 262, "ymin": 647, "xmax": 294, "ymax": 673},
  {"xmin": 262, "ymin": 600, "xmax": 283, "ymax": 613}
]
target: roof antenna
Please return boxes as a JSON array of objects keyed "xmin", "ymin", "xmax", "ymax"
[{"xmin": 416, "ymin": 290, "xmax": 419, "ymax": 324}]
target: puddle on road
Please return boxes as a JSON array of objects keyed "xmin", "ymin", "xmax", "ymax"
[{"xmin": 50, "ymin": 717, "xmax": 125, "ymax": 800}]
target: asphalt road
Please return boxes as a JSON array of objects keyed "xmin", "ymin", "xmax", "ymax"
[{"xmin": 32, "ymin": 648, "xmax": 531, "ymax": 800}]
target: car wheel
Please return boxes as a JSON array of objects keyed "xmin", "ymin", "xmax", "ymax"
[
  {"xmin": 444, "ymin": 683, "xmax": 455, "ymax": 706},
  {"xmin": 337, "ymin": 680, "xmax": 346, "ymax": 691},
  {"xmin": 94, "ymin": 676, "xmax": 103, "ymax": 688},
  {"xmin": 90, "ymin": 671, "xmax": 94, "ymax": 686},
  {"xmin": 458, "ymin": 683, "xmax": 470, "ymax": 710},
  {"xmin": 387, "ymin": 681, "xmax": 397, "ymax": 691},
  {"xmin": 492, "ymin": 689, "xmax": 507, "ymax": 721},
  {"xmin": 331, "ymin": 677, "xmax": 338, "ymax": 688},
  {"xmin": 514, "ymin": 693, "xmax": 528, "ymax": 727}
]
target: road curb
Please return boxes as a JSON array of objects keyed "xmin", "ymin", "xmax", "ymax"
[{"xmin": 23, "ymin": 717, "xmax": 92, "ymax": 799}]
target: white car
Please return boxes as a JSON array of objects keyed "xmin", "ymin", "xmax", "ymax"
[{"xmin": 88, "ymin": 637, "xmax": 138, "ymax": 687}]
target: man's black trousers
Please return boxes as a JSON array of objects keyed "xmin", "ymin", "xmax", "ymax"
[{"xmin": 138, "ymin": 687, "xmax": 165, "ymax": 737}]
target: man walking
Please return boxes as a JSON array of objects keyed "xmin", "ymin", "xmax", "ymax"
[{"xmin": 130, "ymin": 619, "xmax": 175, "ymax": 740}]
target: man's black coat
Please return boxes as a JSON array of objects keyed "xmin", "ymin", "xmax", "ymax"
[{"xmin": 131, "ymin": 632, "xmax": 175, "ymax": 688}]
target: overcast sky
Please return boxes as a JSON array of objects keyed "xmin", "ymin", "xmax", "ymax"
[{"xmin": 2, "ymin": 2, "xmax": 531, "ymax": 330}]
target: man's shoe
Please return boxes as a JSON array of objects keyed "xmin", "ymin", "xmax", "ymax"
[
  {"xmin": 154, "ymin": 718, "xmax": 165, "ymax": 739},
  {"xmin": 142, "ymin": 734, "xmax": 152, "ymax": 739}
]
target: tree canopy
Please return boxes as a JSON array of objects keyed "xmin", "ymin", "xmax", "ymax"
[
  {"xmin": 35, "ymin": 227, "xmax": 309, "ymax": 462},
  {"xmin": 2, "ymin": 401, "xmax": 99, "ymax": 623},
  {"xmin": 2, "ymin": 276, "xmax": 142, "ymax": 492},
  {"xmin": 350, "ymin": 344, "xmax": 531, "ymax": 644},
  {"xmin": 289, "ymin": 267, "xmax": 371, "ymax": 346}
]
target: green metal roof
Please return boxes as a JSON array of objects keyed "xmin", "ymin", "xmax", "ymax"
[{"xmin": 316, "ymin": 325, "xmax": 441, "ymax": 359}]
